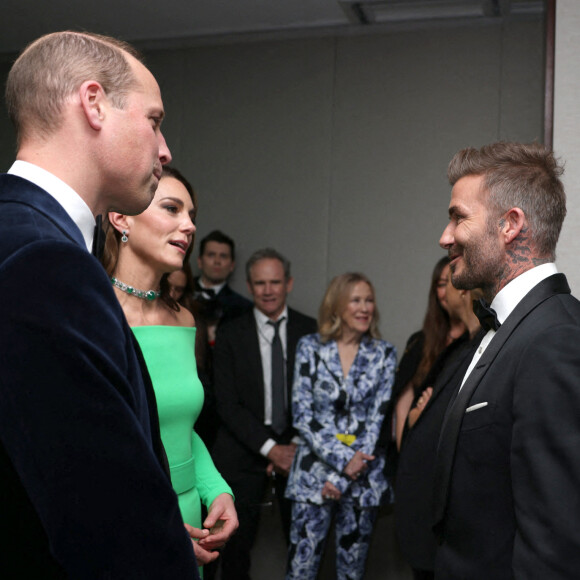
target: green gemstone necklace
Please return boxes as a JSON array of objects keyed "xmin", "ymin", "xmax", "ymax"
[{"xmin": 110, "ymin": 276, "xmax": 161, "ymax": 301}]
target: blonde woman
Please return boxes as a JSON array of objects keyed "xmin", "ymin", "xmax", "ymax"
[{"xmin": 285, "ymin": 273, "xmax": 396, "ymax": 580}]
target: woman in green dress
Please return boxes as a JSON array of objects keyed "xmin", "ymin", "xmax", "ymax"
[{"xmin": 103, "ymin": 166, "xmax": 238, "ymax": 569}]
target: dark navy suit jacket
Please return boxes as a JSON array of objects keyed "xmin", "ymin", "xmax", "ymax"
[{"xmin": 0, "ymin": 174, "xmax": 199, "ymax": 578}]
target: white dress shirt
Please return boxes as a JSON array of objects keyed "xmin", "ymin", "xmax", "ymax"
[
  {"xmin": 8, "ymin": 160, "xmax": 95, "ymax": 252},
  {"xmin": 460, "ymin": 263, "xmax": 558, "ymax": 390},
  {"xmin": 254, "ymin": 306, "xmax": 289, "ymax": 457}
]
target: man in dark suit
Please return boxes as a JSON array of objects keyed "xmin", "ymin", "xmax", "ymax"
[
  {"xmin": 433, "ymin": 142, "xmax": 580, "ymax": 579},
  {"xmin": 212, "ymin": 248, "xmax": 317, "ymax": 580},
  {"xmin": 0, "ymin": 32, "xmax": 199, "ymax": 578},
  {"xmin": 194, "ymin": 230, "xmax": 253, "ymax": 335},
  {"xmin": 193, "ymin": 230, "xmax": 252, "ymax": 448}
]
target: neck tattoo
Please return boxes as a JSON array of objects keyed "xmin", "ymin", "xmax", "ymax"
[{"xmin": 110, "ymin": 276, "xmax": 160, "ymax": 301}]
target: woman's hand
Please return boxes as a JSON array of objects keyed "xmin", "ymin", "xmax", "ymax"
[
  {"xmin": 343, "ymin": 450, "xmax": 375, "ymax": 481},
  {"xmin": 198, "ymin": 493, "xmax": 238, "ymax": 551},
  {"xmin": 407, "ymin": 386, "xmax": 433, "ymax": 428},
  {"xmin": 321, "ymin": 481, "xmax": 342, "ymax": 502},
  {"xmin": 184, "ymin": 524, "xmax": 219, "ymax": 565}
]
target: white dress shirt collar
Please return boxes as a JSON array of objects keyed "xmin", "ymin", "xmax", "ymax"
[
  {"xmin": 460, "ymin": 263, "xmax": 558, "ymax": 391},
  {"xmin": 9, "ymin": 160, "xmax": 95, "ymax": 252},
  {"xmin": 253, "ymin": 305, "xmax": 289, "ymax": 331},
  {"xmin": 199, "ymin": 279, "xmax": 227, "ymax": 295},
  {"xmin": 491, "ymin": 263, "xmax": 558, "ymax": 324}
]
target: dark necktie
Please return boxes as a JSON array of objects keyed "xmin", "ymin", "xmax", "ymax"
[
  {"xmin": 473, "ymin": 298, "xmax": 501, "ymax": 332},
  {"xmin": 91, "ymin": 215, "xmax": 105, "ymax": 259},
  {"xmin": 268, "ymin": 318, "xmax": 287, "ymax": 435}
]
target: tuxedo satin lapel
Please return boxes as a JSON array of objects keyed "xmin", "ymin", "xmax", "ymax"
[
  {"xmin": 433, "ymin": 273, "xmax": 570, "ymax": 533},
  {"xmin": 1, "ymin": 174, "xmax": 87, "ymax": 249}
]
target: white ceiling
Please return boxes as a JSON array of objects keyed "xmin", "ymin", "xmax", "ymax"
[{"xmin": 0, "ymin": 0, "xmax": 545, "ymax": 55}]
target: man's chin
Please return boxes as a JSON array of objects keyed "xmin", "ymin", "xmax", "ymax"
[
  {"xmin": 450, "ymin": 271, "xmax": 469, "ymax": 291},
  {"xmin": 107, "ymin": 182, "xmax": 156, "ymax": 215}
]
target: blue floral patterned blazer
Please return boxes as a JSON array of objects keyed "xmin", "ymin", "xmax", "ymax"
[{"xmin": 285, "ymin": 333, "xmax": 397, "ymax": 507}]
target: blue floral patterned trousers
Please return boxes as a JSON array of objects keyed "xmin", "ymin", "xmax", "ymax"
[{"xmin": 285, "ymin": 500, "xmax": 378, "ymax": 580}]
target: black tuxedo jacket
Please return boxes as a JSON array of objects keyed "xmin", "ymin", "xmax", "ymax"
[
  {"xmin": 0, "ymin": 174, "xmax": 198, "ymax": 578},
  {"xmin": 433, "ymin": 274, "xmax": 580, "ymax": 579},
  {"xmin": 193, "ymin": 278, "xmax": 252, "ymax": 323},
  {"xmin": 212, "ymin": 308, "xmax": 316, "ymax": 479}
]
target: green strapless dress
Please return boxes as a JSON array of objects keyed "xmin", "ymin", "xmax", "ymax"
[{"xmin": 132, "ymin": 326, "xmax": 232, "ymax": 529}]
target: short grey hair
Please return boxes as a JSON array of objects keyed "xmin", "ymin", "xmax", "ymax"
[{"xmin": 245, "ymin": 248, "xmax": 291, "ymax": 282}]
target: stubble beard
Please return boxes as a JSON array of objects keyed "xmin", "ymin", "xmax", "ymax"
[{"xmin": 450, "ymin": 239, "xmax": 505, "ymax": 302}]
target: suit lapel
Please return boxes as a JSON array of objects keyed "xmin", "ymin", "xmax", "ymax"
[
  {"xmin": 130, "ymin": 332, "xmax": 171, "ymax": 477},
  {"xmin": 433, "ymin": 274, "xmax": 571, "ymax": 531},
  {"xmin": 244, "ymin": 312, "xmax": 265, "ymax": 413},
  {"xmin": 1, "ymin": 174, "xmax": 87, "ymax": 250},
  {"xmin": 286, "ymin": 309, "xmax": 300, "ymax": 381}
]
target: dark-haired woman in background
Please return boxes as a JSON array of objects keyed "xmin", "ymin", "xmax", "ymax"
[
  {"xmin": 392, "ymin": 256, "xmax": 465, "ymax": 451},
  {"xmin": 103, "ymin": 166, "xmax": 237, "ymax": 570},
  {"xmin": 285, "ymin": 273, "xmax": 396, "ymax": 580}
]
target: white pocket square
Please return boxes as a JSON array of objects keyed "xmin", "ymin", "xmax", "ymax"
[{"xmin": 465, "ymin": 402, "xmax": 488, "ymax": 413}]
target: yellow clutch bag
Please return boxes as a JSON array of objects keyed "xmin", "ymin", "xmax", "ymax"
[{"xmin": 335, "ymin": 433, "xmax": 356, "ymax": 446}]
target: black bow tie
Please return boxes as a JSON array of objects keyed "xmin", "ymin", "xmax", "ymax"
[
  {"xmin": 473, "ymin": 298, "xmax": 501, "ymax": 332},
  {"xmin": 92, "ymin": 215, "xmax": 105, "ymax": 260},
  {"xmin": 194, "ymin": 280, "xmax": 216, "ymax": 300}
]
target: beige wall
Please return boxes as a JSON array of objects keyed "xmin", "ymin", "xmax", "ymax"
[{"xmin": 0, "ymin": 16, "xmax": 545, "ymax": 352}]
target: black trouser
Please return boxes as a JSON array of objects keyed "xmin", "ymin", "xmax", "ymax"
[{"xmin": 219, "ymin": 471, "xmax": 291, "ymax": 580}]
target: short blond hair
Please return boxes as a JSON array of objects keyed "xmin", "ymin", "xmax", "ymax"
[
  {"xmin": 318, "ymin": 272, "xmax": 381, "ymax": 343},
  {"xmin": 6, "ymin": 31, "xmax": 142, "ymax": 147}
]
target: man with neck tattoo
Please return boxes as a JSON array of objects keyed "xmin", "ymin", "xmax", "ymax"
[{"xmin": 432, "ymin": 142, "xmax": 580, "ymax": 579}]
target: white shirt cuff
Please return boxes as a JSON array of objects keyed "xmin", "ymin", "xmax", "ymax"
[{"xmin": 260, "ymin": 438, "xmax": 277, "ymax": 458}]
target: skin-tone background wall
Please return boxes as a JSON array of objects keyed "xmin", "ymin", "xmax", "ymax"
[{"xmin": 0, "ymin": 15, "xmax": 545, "ymax": 353}]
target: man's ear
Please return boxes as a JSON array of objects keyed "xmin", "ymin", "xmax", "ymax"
[
  {"xmin": 108, "ymin": 212, "xmax": 130, "ymax": 235},
  {"xmin": 79, "ymin": 80, "xmax": 107, "ymax": 131},
  {"xmin": 502, "ymin": 207, "xmax": 526, "ymax": 245},
  {"xmin": 285, "ymin": 277, "xmax": 294, "ymax": 293}
]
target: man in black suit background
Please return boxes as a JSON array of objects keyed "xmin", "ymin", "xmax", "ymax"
[
  {"xmin": 193, "ymin": 230, "xmax": 252, "ymax": 448},
  {"xmin": 212, "ymin": 248, "xmax": 317, "ymax": 580},
  {"xmin": 194, "ymin": 230, "xmax": 252, "ymax": 336},
  {"xmin": 0, "ymin": 31, "xmax": 199, "ymax": 578},
  {"xmin": 433, "ymin": 142, "xmax": 580, "ymax": 579}
]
